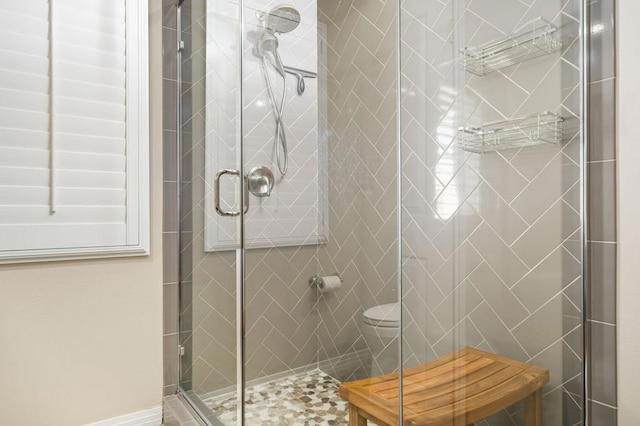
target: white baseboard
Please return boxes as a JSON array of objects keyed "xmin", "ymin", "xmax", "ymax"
[{"xmin": 87, "ymin": 406, "xmax": 162, "ymax": 426}]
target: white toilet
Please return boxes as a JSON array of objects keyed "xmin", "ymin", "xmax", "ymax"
[{"xmin": 361, "ymin": 302, "xmax": 400, "ymax": 376}]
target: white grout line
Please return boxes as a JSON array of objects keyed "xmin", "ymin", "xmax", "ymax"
[
  {"xmin": 589, "ymin": 76, "xmax": 616, "ymax": 85},
  {"xmin": 588, "ymin": 319, "xmax": 616, "ymax": 327},
  {"xmin": 589, "ymin": 399, "xmax": 618, "ymax": 410}
]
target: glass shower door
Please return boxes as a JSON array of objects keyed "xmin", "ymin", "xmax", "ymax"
[
  {"xmin": 239, "ymin": 0, "xmax": 402, "ymax": 424},
  {"xmin": 178, "ymin": 0, "xmax": 244, "ymax": 423},
  {"xmin": 399, "ymin": 1, "xmax": 585, "ymax": 425},
  {"xmin": 178, "ymin": 0, "xmax": 403, "ymax": 423},
  {"xmin": 238, "ymin": 0, "xmax": 339, "ymax": 423}
]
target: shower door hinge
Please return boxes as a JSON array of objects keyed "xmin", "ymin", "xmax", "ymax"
[
  {"xmin": 178, "ymin": 40, "xmax": 185, "ymax": 52},
  {"xmin": 178, "ymin": 345, "xmax": 185, "ymax": 356}
]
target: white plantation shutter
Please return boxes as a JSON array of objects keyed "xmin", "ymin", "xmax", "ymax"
[{"xmin": 0, "ymin": 0, "xmax": 149, "ymax": 263}]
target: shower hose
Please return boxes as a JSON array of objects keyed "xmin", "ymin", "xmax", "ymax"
[{"xmin": 259, "ymin": 49, "xmax": 288, "ymax": 176}]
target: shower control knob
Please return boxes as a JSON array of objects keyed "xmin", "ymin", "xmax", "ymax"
[{"xmin": 247, "ymin": 166, "xmax": 275, "ymax": 198}]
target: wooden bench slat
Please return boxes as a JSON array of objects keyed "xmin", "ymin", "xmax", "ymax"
[
  {"xmin": 400, "ymin": 362, "xmax": 512, "ymax": 405},
  {"xmin": 339, "ymin": 347, "xmax": 549, "ymax": 426},
  {"xmin": 364, "ymin": 354, "xmax": 484, "ymax": 394},
  {"xmin": 407, "ymin": 365, "xmax": 524, "ymax": 414},
  {"xmin": 342, "ymin": 348, "xmax": 470, "ymax": 393},
  {"xmin": 411, "ymin": 368, "xmax": 548, "ymax": 425},
  {"xmin": 378, "ymin": 358, "xmax": 499, "ymax": 400}
]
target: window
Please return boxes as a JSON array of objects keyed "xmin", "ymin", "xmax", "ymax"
[{"xmin": 0, "ymin": 0, "xmax": 149, "ymax": 263}]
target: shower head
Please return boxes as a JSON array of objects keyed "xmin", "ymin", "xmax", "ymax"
[
  {"xmin": 259, "ymin": 31, "xmax": 279, "ymax": 52},
  {"xmin": 264, "ymin": 5, "xmax": 300, "ymax": 34}
]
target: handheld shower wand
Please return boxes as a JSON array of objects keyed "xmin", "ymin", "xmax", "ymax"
[{"xmin": 255, "ymin": 5, "xmax": 301, "ymax": 177}]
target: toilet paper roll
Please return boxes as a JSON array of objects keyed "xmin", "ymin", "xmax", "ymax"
[{"xmin": 317, "ymin": 275, "xmax": 342, "ymax": 293}]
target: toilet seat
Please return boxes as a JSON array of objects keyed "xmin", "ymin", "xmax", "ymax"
[{"xmin": 362, "ymin": 303, "xmax": 400, "ymax": 328}]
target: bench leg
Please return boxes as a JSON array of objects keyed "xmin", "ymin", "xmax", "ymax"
[
  {"xmin": 349, "ymin": 404, "xmax": 367, "ymax": 426},
  {"xmin": 524, "ymin": 389, "xmax": 542, "ymax": 426}
]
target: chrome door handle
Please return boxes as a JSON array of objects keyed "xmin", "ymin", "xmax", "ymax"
[{"xmin": 214, "ymin": 169, "xmax": 249, "ymax": 217}]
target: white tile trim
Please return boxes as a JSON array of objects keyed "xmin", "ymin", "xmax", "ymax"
[{"xmin": 86, "ymin": 406, "xmax": 162, "ymax": 426}]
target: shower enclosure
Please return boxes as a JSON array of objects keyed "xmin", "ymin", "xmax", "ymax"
[{"xmin": 177, "ymin": 0, "xmax": 586, "ymax": 424}]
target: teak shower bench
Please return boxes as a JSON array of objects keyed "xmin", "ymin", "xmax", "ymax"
[{"xmin": 339, "ymin": 347, "xmax": 549, "ymax": 426}]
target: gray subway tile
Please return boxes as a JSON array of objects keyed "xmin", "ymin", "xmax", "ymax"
[
  {"xmin": 180, "ymin": 280, "xmax": 193, "ymax": 332},
  {"xmin": 468, "ymin": 263, "xmax": 529, "ymax": 329},
  {"xmin": 562, "ymin": 390, "xmax": 583, "ymax": 426},
  {"xmin": 468, "ymin": 152, "xmax": 528, "ymax": 203},
  {"xmin": 511, "ymin": 200, "xmax": 580, "ymax": 268},
  {"xmin": 432, "ymin": 279, "xmax": 483, "ymax": 332},
  {"xmin": 589, "ymin": 399, "xmax": 617, "ymax": 426},
  {"xmin": 588, "ymin": 161, "xmax": 616, "ymax": 242},
  {"xmin": 180, "ymin": 234, "xmax": 193, "ymax": 282},
  {"xmin": 590, "ymin": 321, "xmax": 617, "ymax": 406},
  {"xmin": 162, "ymin": 0, "xmax": 177, "ymax": 30},
  {"xmin": 164, "ymin": 333, "xmax": 179, "ymax": 387},
  {"xmin": 431, "ymin": 241, "xmax": 483, "ymax": 295},
  {"xmin": 163, "ymin": 27, "xmax": 177, "ymax": 81},
  {"xmin": 563, "ymin": 0, "xmax": 580, "ymax": 21},
  {"xmin": 180, "ymin": 331, "xmax": 193, "ymax": 385},
  {"xmin": 542, "ymin": 387, "xmax": 565, "ymax": 425},
  {"xmin": 164, "ymin": 283, "xmax": 179, "ymax": 335},
  {"xmin": 163, "ymin": 78, "xmax": 178, "ymax": 131},
  {"xmin": 468, "ymin": 224, "xmax": 529, "ymax": 287},
  {"xmin": 564, "ymin": 373, "xmax": 583, "ymax": 398},
  {"xmin": 589, "ymin": 0, "xmax": 615, "ymax": 81},
  {"xmin": 468, "ymin": 0, "xmax": 528, "ymax": 34},
  {"xmin": 181, "ymin": 141, "xmax": 193, "ymax": 184},
  {"xmin": 163, "ymin": 384, "xmax": 178, "ymax": 397},
  {"xmin": 432, "ymin": 203, "xmax": 482, "ymax": 258},
  {"xmin": 163, "ymin": 232, "xmax": 179, "ymax": 284},
  {"xmin": 589, "ymin": 242, "xmax": 617, "ymax": 323},
  {"xmin": 512, "ymin": 294, "xmax": 564, "ymax": 358},
  {"xmin": 469, "ymin": 302, "xmax": 529, "ymax": 362},
  {"xmin": 561, "ymin": 338, "xmax": 583, "ymax": 387},
  {"xmin": 510, "ymin": 154, "xmax": 579, "ymax": 226},
  {"xmin": 164, "ymin": 181, "xmax": 178, "ymax": 233},
  {"xmin": 163, "ymin": 130, "xmax": 178, "ymax": 182},
  {"xmin": 180, "ymin": 181, "xmax": 192, "ymax": 217},
  {"xmin": 513, "ymin": 247, "xmax": 581, "ymax": 313},
  {"xmin": 589, "ymin": 79, "xmax": 616, "ymax": 162},
  {"xmin": 468, "ymin": 183, "xmax": 528, "ymax": 244}
]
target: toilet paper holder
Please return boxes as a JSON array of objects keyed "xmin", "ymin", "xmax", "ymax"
[{"xmin": 309, "ymin": 273, "xmax": 343, "ymax": 287}]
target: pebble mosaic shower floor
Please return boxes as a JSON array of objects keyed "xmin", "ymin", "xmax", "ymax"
[{"xmin": 204, "ymin": 370, "xmax": 349, "ymax": 425}]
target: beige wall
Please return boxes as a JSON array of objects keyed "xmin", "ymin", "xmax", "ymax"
[
  {"xmin": 617, "ymin": 0, "xmax": 640, "ymax": 424},
  {"xmin": 0, "ymin": 1, "xmax": 164, "ymax": 424}
]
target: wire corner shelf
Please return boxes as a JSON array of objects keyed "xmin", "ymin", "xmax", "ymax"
[
  {"xmin": 458, "ymin": 112, "xmax": 564, "ymax": 154},
  {"xmin": 461, "ymin": 17, "xmax": 562, "ymax": 77}
]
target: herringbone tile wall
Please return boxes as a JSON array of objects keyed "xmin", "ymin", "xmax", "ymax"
[
  {"xmin": 399, "ymin": 0, "xmax": 583, "ymax": 424},
  {"xmin": 315, "ymin": 0, "xmax": 400, "ymax": 381}
]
